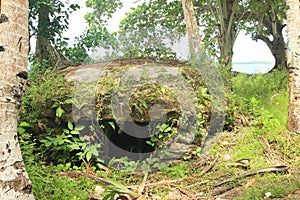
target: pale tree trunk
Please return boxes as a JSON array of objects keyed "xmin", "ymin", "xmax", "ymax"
[
  {"xmin": 287, "ymin": 0, "xmax": 300, "ymax": 132},
  {"xmin": 0, "ymin": 0, "xmax": 35, "ymax": 199},
  {"xmin": 181, "ymin": 0, "xmax": 226, "ymax": 156},
  {"xmin": 181, "ymin": 0, "xmax": 203, "ymax": 58}
]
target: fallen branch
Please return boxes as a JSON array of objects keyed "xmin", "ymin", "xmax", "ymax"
[
  {"xmin": 128, "ymin": 177, "xmax": 186, "ymax": 189},
  {"xmin": 213, "ymin": 165, "xmax": 289, "ymax": 188}
]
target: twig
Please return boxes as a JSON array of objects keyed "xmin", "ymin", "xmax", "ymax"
[
  {"xmin": 184, "ymin": 180, "xmax": 209, "ymax": 189},
  {"xmin": 211, "ymin": 184, "xmax": 236, "ymax": 196},
  {"xmin": 213, "ymin": 165, "xmax": 289, "ymax": 188},
  {"xmin": 198, "ymin": 153, "xmax": 219, "ymax": 177},
  {"xmin": 80, "ymin": 172, "xmax": 117, "ymax": 185},
  {"xmin": 137, "ymin": 172, "xmax": 148, "ymax": 195},
  {"xmin": 177, "ymin": 187, "xmax": 196, "ymax": 199},
  {"xmin": 269, "ymin": 93, "xmax": 281, "ymax": 104}
]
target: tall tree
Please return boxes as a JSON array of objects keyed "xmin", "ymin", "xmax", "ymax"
[
  {"xmin": 286, "ymin": 0, "xmax": 300, "ymax": 132},
  {"xmin": 195, "ymin": 0, "xmax": 247, "ymax": 70},
  {"xmin": 244, "ymin": 0, "xmax": 287, "ymax": 71},
  {"xmin": 0, "ymin": 0, "xmax": 35, "ymax": 199},
  {"xmin": 116, "ymin": 0, "xmax": 246, "ymax": 70},
  {"xmin": 29, "ymin": 0, "xmax": 79, "ymax": 68}
]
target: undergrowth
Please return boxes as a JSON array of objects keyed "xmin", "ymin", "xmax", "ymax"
[{"xmin": 21, "ymin": 69, "xmax": 300, "ymax": 199}]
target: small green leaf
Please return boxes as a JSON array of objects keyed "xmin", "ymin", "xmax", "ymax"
[
  {"xmin": 51, "ymin": 102, "xmax": 58, "ymax": 108},
  {"xmin": 17, "ymin": 127, "xmax": 26, "ymax": 134},
  {"xmin": 63, "ymin": 129, "xmax": 70, "ymax": 134},
  {"xmin": 164, "ymin": 127, "xmax": 172, "ymax": 132},
  {"xmin": 70, "ymin": 130, "xmax": 79, "ymax": 135},
  {"xmin": 64, "ymin": 99, "xmax": 73, "ymax": 104},
  {"xmin": 146, "ymin": 141, "xmax": 155, "ymax": 147},
  {"xmin": 19, "ymin": 121, "xmax": 32, "ymax": 127},
  {"xmin": 86, "ymin": 151, "xmax": 92, "ymax": 161},
  {"xmin": 56, "ymin": 107, "xmax": 65, "ymax": 118},
  {"xmin": 90, "ymin": 145, "xmax": 99, "ymax": 156},
  {"xmin": 108, "ymin": 122, "xmax": 115, "ymax": 130},
  {"xmin": 67, "ymin": 121, "xmax": 74, "ymax": 130},
  {"xmin": 75, "ymin": 125, "xmax": 85, "ymax": 131}
]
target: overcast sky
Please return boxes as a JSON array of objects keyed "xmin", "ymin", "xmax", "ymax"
[{"xmin": 64, "ymin": 0, "xmax": 275, "ymax": 63}]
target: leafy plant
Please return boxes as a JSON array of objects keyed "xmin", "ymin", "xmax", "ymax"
[
  {"xmin": 18, "ymin": 122, "xmax": 36, "ymax": 163},
  {"xmin": 146, "ymin": 123, "xmax": 175, "ymax": 148},
  {"xmin": 39, "ymin": 121, "xmax": 102, "ymax": 166},
  {"xmin": 108, "ymin": 157, "xmax": 139, "ymax": 172},
  {"xmin": 52, "ymin": 99, "xmax": 72, "ymax": 119}
]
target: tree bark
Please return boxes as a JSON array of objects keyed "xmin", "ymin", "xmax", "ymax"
[
  {"xmin": 287, "ymin": 0, "xmax": 300, "ymax": 132},
  {"xmin": 255, "ymin": 12, "xmax": 287, "ymax": 71},
  {"xmin": 0, "ymin": 0, "xmax": 35, "ymax": 199},
  {"xmin": 35, "ymin": 2, "xmax": 73, "ymax": 69},
  {"xmin": 217, "ymin": 0, "xmax": 238, "ymax": 71},
  {"xmin": 35, "ymin": 2, "xmax": 50, "ymax": 61},
  {"xmin": 181, "ymin": 0, "xmax": 203, "ymax": 58}
]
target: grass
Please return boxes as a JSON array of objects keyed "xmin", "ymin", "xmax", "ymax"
[{"xmin": 27, "ymin": 164, "xmax": 94, "ymax": 200}]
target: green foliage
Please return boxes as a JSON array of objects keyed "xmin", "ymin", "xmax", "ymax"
[
  {"xmin": 108, "ymin": 157, "xmax": 140, "ymax": 173},
  {"xmin": 243, "ymin": 0, "xmax": 286, "ymax": 40},
  {"xmin": 39, "ymin": 122, "xmax": 83, "ymax": 163},
  {"xmin": 19, "ymin": 63, "xmax": 298, "ymax": 199},
  {"xmin": 18, "ymin": 122, "xmax": 36, "ymax": 164},
  {"xmin": 28, "ymin": 56, "xmax": 54, "ymax": 78},
  {"xmin": 162, "ymin": 162, "xmax": 189, "ymax": 179},
  {"xmin": 115, "ymin": 0, "xmax": 184, "ymax": 59},
  {"xmin": 77, "ymin": 0, "xmax": 183, "ymax": 59},
  {"xmin": 85, "ymin": 0, "xmax": 122, "ymax": 24},
  {"xmin": 235, "ymin": 174, "xmax": 300, "ymax": 200},
  {"xmin": 19, "ymin": 70, "xmax": 103, "ymax": 168},
  {"xmin": 29, "ymin": 0, "xmax": 80, "ymax": 46},
  {"xmin": 20, "ymin": 71, "xmax": 72, "ymax": 127},
  {"xmin": 27, "ymin": 164, "xmax": 94, "ymax": 200},
  {"xmin": 146, "ymin": 123, "xmax": 175, "ymax": 148},
  {"xmin": 232, "ymin": 70, "xmax": 287, "ymax": 115}
]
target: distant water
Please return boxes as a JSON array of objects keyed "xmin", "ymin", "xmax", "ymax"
[{"xmin": 232, "ymin": 62, "xmax": 274, "ymax": 74}]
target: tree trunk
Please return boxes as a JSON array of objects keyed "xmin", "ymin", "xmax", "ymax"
[
  {"xmin": 35, "ymin": 2, "xmax": 50, "ymax": 61},
  {"xmin": 181, "ymin": 0, "xmax": 203, "ymax": 58},
  {"xmin": 35, "ymin": 2, "xmax": 73, "ymax": 69},
  {"xmin": 272, "ymin": 35, "xmax": 288, "ymax": 71},
  {"xmin": 255, "ymin": 14, "xmax": 288, "ymax": 72},
  {"xmin": 0, "ymin": 0, "xmax": 35, "ymax": 199},
  {"xmin": 287, "ymin": 0, "xmax": 300, "ymax": 132},
  {"xmin": 217, "ymin": 0, "xmax": 238, "ymax": 71}
]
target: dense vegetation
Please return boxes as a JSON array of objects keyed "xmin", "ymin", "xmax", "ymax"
[
  {"xmin": 14, "ymin": 0, "xmax": 299, "ymax": 199},
  {"xmin": 19, "ymin": 66, "xmax": 300, "ymax": 199}
]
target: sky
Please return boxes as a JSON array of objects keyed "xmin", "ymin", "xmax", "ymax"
[{"xmin": 64, "ymin": 0, "xmax": 276, "ymax": 64}]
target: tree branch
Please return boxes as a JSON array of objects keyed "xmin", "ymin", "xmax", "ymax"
[{"xmin": 255, "ymin": 34, "xmax": 273, "ymax": 49}]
